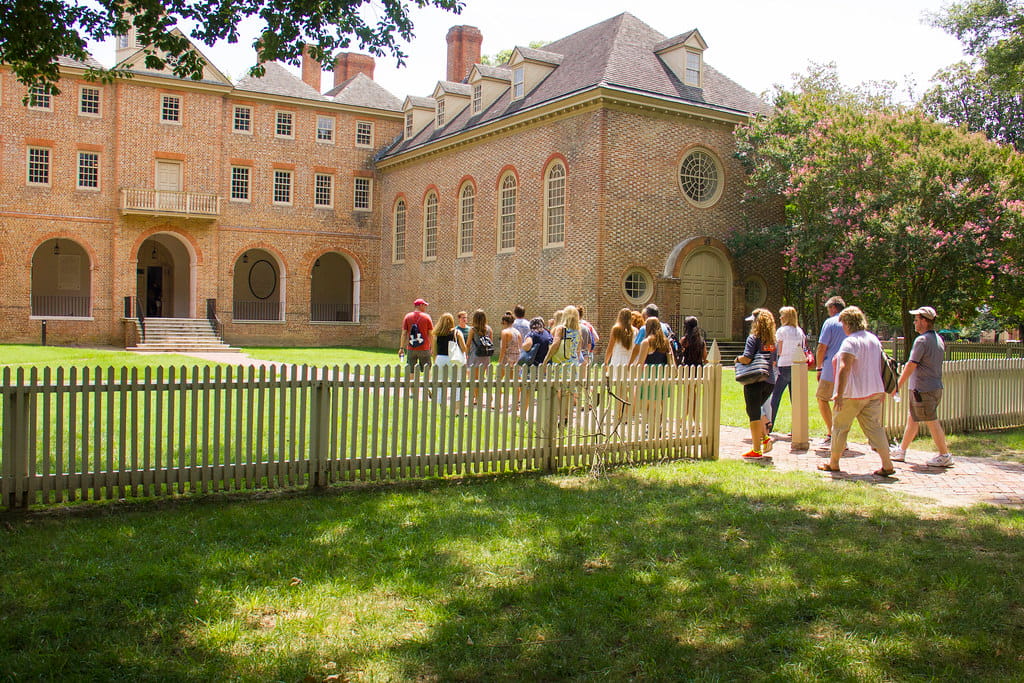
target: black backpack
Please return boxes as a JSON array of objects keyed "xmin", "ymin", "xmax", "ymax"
[
  {"xmin": 408, "ymin": 323, "xmax": 425, "ymax": 348},
  {"xmin": 880, "ymin": 349, "xmax": 899, "ymax": 393},
  {"xmin": 669, "ymin": 330, "xmax": 685, "ymax": 366},
  {"xmin": 474, "ymin": 331, "xmax": 495, "ymax": 356}
]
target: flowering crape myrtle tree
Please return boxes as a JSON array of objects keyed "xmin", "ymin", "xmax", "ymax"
[{"xmin": 733, "ymin": 68, "xmax": 1024, "ymax": 346}]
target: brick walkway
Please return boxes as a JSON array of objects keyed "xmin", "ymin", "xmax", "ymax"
[{"xmin": 719, "ymin": 425, "xmax": 1024, "ymax": 507}]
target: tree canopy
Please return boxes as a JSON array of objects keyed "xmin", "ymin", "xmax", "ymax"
[
  {"xmin": 920, "ymin": 61, "xmax": 1024, "ymax": 151},
  {"xmin": 0, "ymin": 0, "xmax": 464, "ymax": 93},
  {"xmin": 733, "ymin": 66, "xmax": 1024, "ymax": 341},
  {"xmin": 930, "ymin": 0, "xmax": 1024, "ymax": 92}
]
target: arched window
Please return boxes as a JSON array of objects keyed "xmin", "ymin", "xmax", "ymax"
[
  {"xmin": 499, "ymin": 173, "xmax": 517, "ymax": 252},
  {"xmin": 31, "ymin": 239, "xmax": 92, "ymax": 318},
  {"xmin": 458, "ymin": 182, "xmax": 475, "ymax": 257},
  {"xmin": 544, "ymin": 161, "xmax": 566, "ymax": 246},
  {"xmin": 393, "ymin": 199, "xmax": 406, "ymax": 263},
  {"xmin": 233, "ymin": 249, "xmax": 284, "ymax": 321},
  {"xmin": 423, "ymin": 192, "xmax": 438, "ymax": 260}
]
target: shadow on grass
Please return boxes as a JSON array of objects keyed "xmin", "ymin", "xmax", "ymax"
[{"xmin": 2, "ymin": 463, "xmax": 1023, "ymax": 680}]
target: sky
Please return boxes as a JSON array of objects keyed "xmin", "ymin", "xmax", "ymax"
[{"xmin": 90, "ymin": 0, "xmax": 968, "ymax": 102}]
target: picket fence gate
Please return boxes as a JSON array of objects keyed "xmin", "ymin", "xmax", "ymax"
[{"xmin": 0, "ymin": 361, "xmax": 723, "ymax": 509}]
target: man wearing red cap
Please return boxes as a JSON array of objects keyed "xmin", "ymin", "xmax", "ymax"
[{"xmin": 400, "ymin": 298, "xmax": 434, "ymax": 371}]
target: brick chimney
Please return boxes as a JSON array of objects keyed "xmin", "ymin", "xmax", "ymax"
[
  {"xmin": 446, "ymin": 25, "xmax": 482, "ymax": 83},
  {"xmin": 333, "ymin": 53, "xmax": 376, "ymax": 88},
  {"xmin": 301, "ymin": 45, "xmax": 322, "ymax": 92}
]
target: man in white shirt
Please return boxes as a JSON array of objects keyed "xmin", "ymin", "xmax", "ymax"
[{"xmin": 817, "ymin": 306, "xmax": 895, "ymax": 477}]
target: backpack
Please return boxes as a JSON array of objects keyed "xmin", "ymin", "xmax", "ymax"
[
  {"xmin": 408, "ymin": 322, "xmax": 425, "ymax": 348},
  {"xmin": 669, "ymin": 331, "xmax": 685, "ymax": 366},
  {"xmin": 474, "ymin": 330, "xmax": 495, "ymax": 356},
  {"xmin": 880, "ymin": 349, "xmax": 899, "ymax": 393}
]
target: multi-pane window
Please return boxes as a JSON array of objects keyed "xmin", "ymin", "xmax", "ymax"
[
  {"xmin": 436, "ymin": 99, "xmax": 445, "ymax": 127},
  {"xmin": 355, "ymin": 121, "xmax": 373, "ymax": 147},
  {"xmin": 315, "ymin": 173, "xmax": 334, "ymax": 207},
  {"xmin": 275, "ymin": 111, "xmax": 294, "ymax": 138},
  {"xmin": 679, "ymin": 149, "xmax": 720, "ymax": 205},
  {"xmin": 230, "ymin": 166, "xmax": 250, "ymax": 201},
  {"xmin": 233, "ymin": 105, "xmax": 252, "ymax": 133},
  {"xmin": 27, "ymin": 147, "xmax": 50, "ymax": 185},
  {"xmin": 423, "ymin": 193, "xmax": 438, "ymax": 260},
  {"xmin": 404, "ymin": 112, "xmax": 413, "ymax": 138},
  {"xmin": 273, "ymin": 170, "xmax": 292, "ymax": 205},
  {"xmin": 685, "ymin": 51, "xmax": 701, "ymax": 86},
  {"xmin": 472, "ymin": 84, "xmax": 482, "ymax": 113},
  {"xmin": 77, "ymin": 152, "xmax": 99, "ymax": 189},
  {"xmin": 458, "ymin": 183, "xmax": 474, "ymax": 256},
  {"xmin": 545, "ymin": 162, "xmax": 566, "ymax": 245},
  {"xmin": 316, "ymin": 115, "xmax": 335, "ymax": 142},
  {"xmin": 499, "ymin": 174, "xmax": 517, "ymax": 251},
  {"xmin": 28, "ymin": 86, "xmax": 51, "ymax": 110},
  {"xmin": 353, "ymin": 177, "xmax": 371, "ymax": 211},
  {"xmin": 79, "ymin": 87, "xmax": 100, "ymax": 116},
  {"xmin": 393, "ymin": 200, "xmax": 406, "ymax": 262},
  {"xmin": 512, "ymin": 67, "xmax": 525, "ymax": 99},
  {"xmin": 161, "ymin": 95, "xmax": 181, "ymax": 122}
]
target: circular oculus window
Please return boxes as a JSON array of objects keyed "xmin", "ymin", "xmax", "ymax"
[
  {"xmin": 744, "ymin": 275, "xmax": 767, "ymax": 309},
  {"xmin": 679, "ymin": 149, "xmax": 723, "ymax": 207},
  {"xmin": 623, "ymin": 268, "xmax": 653, "ymax": 306}
]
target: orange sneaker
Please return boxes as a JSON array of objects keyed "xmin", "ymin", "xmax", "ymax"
[{"xmin": 741, "ymin": 450, "xmax": 764, "ymax": 460}]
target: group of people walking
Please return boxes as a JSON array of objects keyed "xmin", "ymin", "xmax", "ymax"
[{"xmin": 736, "ymin": 296, "xmax": 953, "ymax": 475}]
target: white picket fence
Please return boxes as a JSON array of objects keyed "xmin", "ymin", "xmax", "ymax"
[{"xmin": 0, "ymin": 362, "xmax": 723, "ymax": 509}]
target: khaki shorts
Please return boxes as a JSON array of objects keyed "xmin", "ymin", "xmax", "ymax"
[
  {"xmin": 815, "ymin": 378, "xmax": 835, "ymax": 402},
  {"xmin": 909, "ymin": 388, "xmax": 942, "ymax": 422}
]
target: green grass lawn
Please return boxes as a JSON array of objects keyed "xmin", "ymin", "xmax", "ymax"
[
  {"xmin": 3, "ymin": 344, "xmax": 1024, "ymax": 678},
  {"xmin": 2, "ymin": 462, "xmax": 1024, "ymax": 680}
]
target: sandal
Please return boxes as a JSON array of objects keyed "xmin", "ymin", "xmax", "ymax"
[
  {"xmin": 873, "ymin": 468, "xmax": 896, "ymax": 477},
  {"xmin": 817, "ymin": 463, "xmax": 841, "ymax": 472}
]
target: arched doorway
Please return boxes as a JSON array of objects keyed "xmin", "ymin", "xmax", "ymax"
[
  {"xmin": 136, "ymin": 234, "xmax": 194, "ymax": 318},
  {"xmin": 310, "ymin": 252, "xmax": 358, "ymax": 322},
  {"xmin": 680, "ymin": 248, "xmax": 732, "ymax": 340},
  {"xmin": 31, "ymin": 239, "xmax": 92, "ymax": 318},
  {"xmin": 233, "ymin": 249, "xmax": 285, "ymax": 321}
]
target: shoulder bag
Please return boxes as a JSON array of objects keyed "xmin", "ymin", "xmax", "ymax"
[{"xmin": 735, "ymin": 352, "xmax": 770, "ymax": 385}]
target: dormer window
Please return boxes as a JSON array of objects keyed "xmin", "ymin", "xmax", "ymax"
[
  {"xmin": 405, "ymin": 112, "xmax": 413, "ymax": 138},
  {"xmin": 512, "ymin": 68, "xmax": 525, "ymax": 99},
  {"xmin": 472, "ymin": 84, "xmax": 482, "ymax": 113},
  {"xmin": 436, "ymin": 99, "xmax": 445, "ymax": 126},
  {"xmin": 685, "ymin": 50, "xmax": 701, "ymax": 86}
]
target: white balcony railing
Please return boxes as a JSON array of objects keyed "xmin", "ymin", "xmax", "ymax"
[{"xmin": 120, "ymin": 188, "xmax": 220, "ymax": 218}]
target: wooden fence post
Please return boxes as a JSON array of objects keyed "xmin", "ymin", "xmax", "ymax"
[
  {"xmin": 1, "ymin": 368, "xmax": 33, "ymax": 509},
  {"xmin": 705, "ymin": 341, "xmax": 722, "ymax": 459},
  {"xmin": 790, "ymin": 342, "xmax": 810, "ymax": 450},
  {"xmin": 309, "ymin": 367, "xmax": 333, "ymax": 488}
]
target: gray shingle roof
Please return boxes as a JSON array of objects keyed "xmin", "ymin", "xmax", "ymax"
[
  {"xmin": 434, "ymin": 80, "xmax": 473, "ymax": 96},
  {"xmin": 57, "ymin": 53, "xmax": 106, "ymax": 70},
  {"xmin": 473, "ymin": 65, "xmax": 512, "ymax": 81},
  {"xmin": 514, "ymin": 47, "xmax": 564, "ymax": 65},
  {"xmin": 234, "ymin": 61, "xmax": 327, "ymax": 101},
  {"xmin": 325, "ymin": 72, "xmax": 403, "ymax": 111},
  {"xmin": 385, "ymin": 13, "xmax": 770, "ymax": 157}
]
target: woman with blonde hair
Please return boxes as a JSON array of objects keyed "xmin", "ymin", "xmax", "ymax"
[
  {"xmin": 604, "ymin": 308, "xmax": 634, "ymax": 367},
  {"xmin": 735, "ymin": 308, "xmax": 778, "ymax": 459},
  {"xmin": 768, "ymin": 306, "xmax": 806, "ymax": 434},
  {"xmin": 545, "ymin": 306, "xmax": 582, "ymax": 366},
  {"xmin": 432, "ymin": 312, "xmax": 467, "ymax": 413}
]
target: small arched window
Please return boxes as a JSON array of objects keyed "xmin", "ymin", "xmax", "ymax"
[
  {"xmin": 544, "ymin": 162, "xmax": 566, "ymax": 246},
  {"xmin": 499, "ymin": 173, "xmax": 517, "ymax": 252},
  {"xmin": 458, "ymin": 183, "xmax": 475, "ymax": 257}
]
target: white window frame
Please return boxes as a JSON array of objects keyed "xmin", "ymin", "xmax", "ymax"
[
  {"xmin": 498, "ymin": 173, "xmax": 517, "ymax": 253},
  {"xmin": 512, "ymin": 67, "xmax": 525, "ymax": 100},
  {"xmin": 77, "ymin": 151, "xmax": 100, "ymax": 190},
  {"xmin": 393, "ymin": 199, "xmax": 406, "ymax": 263},
  {"xmin": 472, "ymin": 84, "xmax": 482, "ymax": 114},
  {"xmin": 27, "ymin": 147, "xmax": 51, "ymax": 186},
  {"xmin": 160, "ymin": 94, "xmax": 181, "ymax": 124},
  {"xmin": 232, "ymin": 105, "xmax": 252, "ymax": 134},
  {"xmin": 273, "ymin": 169, "xmax": 293, "ymax": 205},
  {"xmin": 316, "ymin": 115, "xmax": 335, "ymax": 143},
  {"xmin": 28, "ymin": 86, "xmax": 51, "ymax": 111},
  {"xmin": 79, "ymin": 86, "xmax": 101, "ymax": 117},
  {"xmin": 404, "ymin": 112, "xmax": 413, "ymax": 139},
  {"xmin": 458, "ymin": 182, "xmax": 474, "ymax": 257},
  {"xmin": 353, "ymin": 177, "xmax": 372, "ymax": 212},
  {"xmin": 685, "ymin": 50, "xmax": 702, "ymax": 86},
  {"xmin": 436, "ymin": 99, "xmax": 445, "ymax": 127},
  {"xmin": 678, "ymin": 148, "xmax": 723, "ymax": 208},
  {"xmin": 355, "ymin": 121, "xmax": 373, "ymax": 148},
  {"xmin": 315, "ymin": 173, "xmax": 334, "ymax": 208},
  {"xmin": 230, "ymin": 166, "xmax": 251, "ymax": 203},
  {"xmin": 423, "ymin": 193, "xmax": 438, "ymax": 261},
  {"xmin": 544, "ymin": 162, "xmax": 566, "ymax": 247},
  {"xmin": 275, "ymin": 111, "xmax": 294, "ymax": 139}
]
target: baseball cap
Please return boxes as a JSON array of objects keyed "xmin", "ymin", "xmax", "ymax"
[
  {"xmin": 744, "ymin": 314, "xmax": 755, "ymax": 322},
  {"xmin": 413, "ymin": 298, "xmax": 428, "ymax": 307},
  {"xmin": 909, "ymin": 306, "xmax": 936, "ymax": 321}
]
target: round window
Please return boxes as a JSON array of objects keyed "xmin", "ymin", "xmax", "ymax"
[
  {"xmin": 744, "ymin": 275, "xmax": 767, "ymax": 309},
  {"xmin": 623, "ymin": 268, "xmax": 653, "ymax": 305},
  {"xmin": 679, "ymin": 149, "xmax": 723, "ymax": 207}
]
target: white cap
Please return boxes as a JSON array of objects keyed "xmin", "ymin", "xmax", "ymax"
[{"xmin": 909, "ymin": 306, "xmax": 936, "ymax": 321}]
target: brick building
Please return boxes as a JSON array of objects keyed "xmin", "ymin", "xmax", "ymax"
[{"xmin": 0, "ymin": 13, "xmax": 780, "ymax": 349}]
